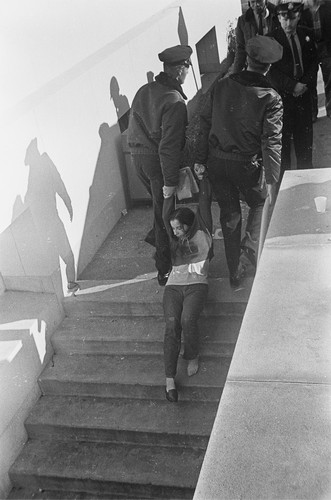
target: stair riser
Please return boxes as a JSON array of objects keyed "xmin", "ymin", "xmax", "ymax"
[
  {"xmin": 56, "ymin": 315, "xmax": 243, "ymax": 344},
  {"xmin": 9, "ymin": 473, "xmax": 195, "ymax": 500},
  {"xmin": 39, "ymin": 380, "xmax": 224, "ymax": 402},
  {"xmin": 25, "ymin": 424, "xmax": 210, "ymax": 449},
  {"xmin": 51, "ymin": 339, "xmax": 235, "ymax": 358},
  {"xmin": 63, "ymin": 301, "xmax": 246, "ymax": 318}
]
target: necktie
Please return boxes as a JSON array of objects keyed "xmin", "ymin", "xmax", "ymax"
[
  {"xmin": 258, "ymin": 13, "xmax": 263, "ymax": 35},
  {"xmin": 290, "ymin": 34, "xmax": 303, "ymax": 80}
]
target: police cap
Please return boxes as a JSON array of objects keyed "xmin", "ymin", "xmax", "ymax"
[
  {"xmin": 246, "ymin": 35, "xmax": 283, "ymax": 64},
  {"xmin": 158, "ymin": 45, "xmax": 193, "ymax": 66},
  {"xmin": 276, "ymin": 0, "xmax": 304, "ymax": 14}
]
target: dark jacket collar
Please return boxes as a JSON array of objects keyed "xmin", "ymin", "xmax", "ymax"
[
  {"xmin": 230, "ymin": 70, "xmax": 277, "ymax": 91},
  {"xmin": 155, "ymin": 72, "xmax": 187, "ymax": 100}
]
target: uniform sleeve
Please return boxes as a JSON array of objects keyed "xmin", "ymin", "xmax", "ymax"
[
  {"xmin": 301, "ymin": 36, "xmax": 318, "ymax": 91},
  {"xmin": 162, "ymin": 193, "xmax": 176, "ymax": 240},
  {"xmin": 233, "ymin": 17, "xmax": 247, "ymax": 74},
  {"xmin": 195, "ymin": 91, "xmax": 213, "ymax": 164},
  {"xmin": 268, "ymin": 63, "xmax": 297, "ymax": 95},
  {"xmin": 261, "ymin": 93, "xmax": 283, "ymax": 184},
  {"xmin": 159, "ymin": 100, "xmax": 187, "ymax": 187}
]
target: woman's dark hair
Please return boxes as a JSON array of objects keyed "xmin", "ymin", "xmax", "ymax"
[{"xmin": 169, "ymin": 207, "xmax": 195, "ymax": 228}]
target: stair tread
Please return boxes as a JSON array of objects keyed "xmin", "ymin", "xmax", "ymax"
[
  {"xmin": 10, "ymin": 439, "xmax": 204, "ymax": 489},
  {"xmin": 54, "ymin": 315, "xmax": 241, "ymax": 343},
  {"xmin": 40, "ymin": 353, "xmax": 229, "ymax": 388},
  {"xmin": 26, "ymin": 395, "xmax": 218, "ymax": 437}
]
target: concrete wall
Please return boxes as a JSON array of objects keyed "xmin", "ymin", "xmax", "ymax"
[
  {"xmin": 0, "ymin": 0, "xmax": 241, "ymax": 295},
  {"xmin": 0, "ymin": 291, "xmax": 64, "ymax": 498},
  {"xmin": 194, "ymin": 168, "xmax": 331, "ymax": 500}
]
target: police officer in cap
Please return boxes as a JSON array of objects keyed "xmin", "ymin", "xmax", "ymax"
[
  {"xmin": 128, "ymin": 45, "xmax": 192, "ymax": 286},
  {"xmin": 268, "ymin": 0, "xmax": 318, "ymax": 175},
  {"xmin": 195, "ymin": 35, "xmax": 283, "ymax": 287}
]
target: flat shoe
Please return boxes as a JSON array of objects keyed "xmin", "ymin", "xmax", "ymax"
[{"xmin": 165, "ymin": 388, "xmax": 178, "ymax": 403}]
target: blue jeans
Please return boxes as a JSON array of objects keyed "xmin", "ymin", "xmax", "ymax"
[
  {"xmin": 207, "ymin": 156, "xmax": 267, "ymax": 276},
  {"xmin": 132, "ymin": 153, "xmax": 171, "ymax": 275},
  {"xmin": 163, "ymin": 284, "xmax": 208, "ymax": 378}
]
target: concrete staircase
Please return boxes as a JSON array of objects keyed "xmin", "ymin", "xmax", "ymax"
[{"xmin": 8, "ymin": 277, "xmax": 251, "ymax": 499}]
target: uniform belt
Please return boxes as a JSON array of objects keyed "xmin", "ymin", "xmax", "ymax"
[
  {"xmin": 129, "ymin": 145, "xmax": 158, "ymax": 155},
  {"xmin": 210, "ymin": 148, "xmax": 253, "ymax": 162}
]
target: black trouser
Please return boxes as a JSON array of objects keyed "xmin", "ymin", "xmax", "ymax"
[
  {"xmin": 281, "ymin": 91, "xmax": 313, "ymax": 176},
  {"xmin": 207, "ymin": 156, "xmax": 267, "ymax": 277},
  {"xmin": 163, "ymin": 284, "xmax": 208, "ymax": 378},
  {"xmin": 132, "ymin": 153, "xmax": 171, "ymax": 275}
]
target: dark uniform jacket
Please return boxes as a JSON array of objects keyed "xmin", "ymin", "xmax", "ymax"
[
  {"xmin": 233, "ymin": 2, "xmax": 278, "ymax": 73},
  {"xmin": 195, "ymin": 71, "xmax": 283, "ymax": 185},
  {"xmin": 267, "ymin": 25, "xmax": 318, "ymax": 96},
  {"xmin": 127, "ymin": 72, "xmax": 188, "ymax": 187},
  {"xmin": 300, "ymin": 2, "xmax": 331, "ymax": 57}
]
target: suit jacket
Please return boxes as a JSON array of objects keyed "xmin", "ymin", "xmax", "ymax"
[
  {"xmin": 300, "ymin": 2, "xmax": 331, "ymax": 57},
  {"xmin": 233, "ymin": 2, "xmax": 278, "ymax": 73},
  {"xmin": 267, "ymin": 25, "xmax": 318, "ymax": 96}
]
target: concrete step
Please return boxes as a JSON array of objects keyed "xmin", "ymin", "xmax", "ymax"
[
  {"xmin": 51, "ymin": 315, "xmax": 240, "ymax": 357},
  {"xmin": 25, "ymin": 395, "xmax": 218, "ymax": 449},
  {"xmin": 63, "ymin": 278, "xmax": 252, "ymax": 318},
  {"xmin": 9, "ymin": 439, "xmax": 203, "ymax": 499},
  {"xmin": 8, "ymin": 487, "xmax": 128, "ymax": 499},
  {"xmin": 39, "ymin": 353, "xmax": 230, "ymax": 402}
]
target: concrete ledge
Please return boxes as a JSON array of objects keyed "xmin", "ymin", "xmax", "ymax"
[{"xmin": 194, "ymin": 169, "xmax": 331, "ymax": 500}]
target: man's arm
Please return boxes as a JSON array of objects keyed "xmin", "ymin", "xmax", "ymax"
[
  {"xmin": 194, "ymin": 91, "xmax": 213, "ymax": 165},
  {"xmin": 159, "ymin": 99, "xmax": 187, "ymax": 188},
  {"xmin": 232, "ymin": 17, "xmax": 247, "ymax": 74}
]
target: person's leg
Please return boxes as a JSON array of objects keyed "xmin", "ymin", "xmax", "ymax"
[
  {"xmin": 133, "ymin": 154, "xmax": 152, "ymax": 196},
  {"xmin": 163, "ymin": 286, "xmax": 183, "ymax": 379},
  {"xmin": 293, "ymin": 92, "xmax": 313, "ymax": 169},
  {"xmin": 181, "ymin": 284, "xmax": 208, "ymax": 376},
  {"xmin": 236, "ymin": 165, "xmax": 267, "ymax": 269},
  {"xmin": 133, "ymin": 154, "xmax": 171, "ymax": 278},
  {"xmin": 148, "ymin": 172, "xmax": 171, "ymax": 277},
  {"xmin": 320, "ymin": 55, "xmax": 331, "ymax": 117},
  {"xmin": 311, "ymin": 66, "xmax": 319, "ymax": 122},
  {"xmin": 207, "ymin": 157, "xmax": 242, "ymax": 280}
]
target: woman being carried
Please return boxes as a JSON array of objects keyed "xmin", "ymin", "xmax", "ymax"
[{"xmin": 162, "ymin": 166, "xmax": 213, "ymax": 403}]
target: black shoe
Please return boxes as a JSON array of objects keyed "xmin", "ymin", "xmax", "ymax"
[
  {"xmin": 229, "ymin": 263, "xmax": 246, "ymax": 288},
  {"xmin": 67, "ymin": 281, "xmax": 80, "ymax": 294},
  {"xmin": 241, "ymin": 247, "xmax": 256, "ymax": 268},
  {"xmin": 165, "ymin": 388, "xmax": 178, "ymax": 403},
  {"xmin": 157, "ymin": 271, "xmax": 170, "ymax": 286}
]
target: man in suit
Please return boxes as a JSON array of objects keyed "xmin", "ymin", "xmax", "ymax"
[
  {"xmin": 232, "ymin": 0, "xmax": 279, "ymax": 73},
  {"xmin": 268, "ymin": 0, "xmax": 318, "ymax": 176},
  {"xmin": 301, "ymin": 0, "xmax": 331, "ymax": 120}
]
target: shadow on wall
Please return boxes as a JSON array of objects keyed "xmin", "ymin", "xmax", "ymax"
[
  {"xmin": 13, "ymin": 138, "xmax": 76, "ymax": 289},
  {"xmin": 77, "ymin": 120, "xmax": 129, "ymax": 277},
  {"xmin": 110, "ymin": 76, "xmax": 130, "ymax": 133}
]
